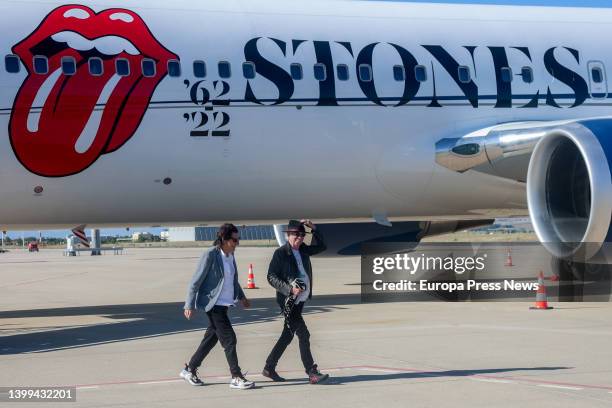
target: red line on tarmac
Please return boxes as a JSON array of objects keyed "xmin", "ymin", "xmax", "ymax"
[
  {"xmin": 359, "ymin": 364, "xmax": 612, "ymax": 392},
  {"xmin": 75, "ymin": 377, "xmax": 179, "ymax": 388},
  {"xmin": 70, "ymin": 364, "xmax": 612, "ymax": 392},
  {"xmin": 71, "ymin": 365, "xmax": 372, "ymax": 389},
  {"xmin": 487, "ymin": 374, "xmax": 612, "ymax": 391}
]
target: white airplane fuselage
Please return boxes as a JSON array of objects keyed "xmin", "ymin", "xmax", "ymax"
[{"xmin": 0, "ymin": 0, "xmax": 610, "ymax": 229}]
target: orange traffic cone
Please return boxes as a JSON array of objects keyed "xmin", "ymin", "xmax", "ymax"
[
  {"xmin": 530, "ymin": 271, "xmax": 553, "ymax": 310},
  {"xmin": 244, "ymin": 264, "xmax": 258, "ymax": 289},
  {"xmin": 504, "ymin": 248, "xmax": 514, "ymax": 267}
]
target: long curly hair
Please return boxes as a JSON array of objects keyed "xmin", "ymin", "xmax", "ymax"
[{"xmin": 214, "ymin": 223, "xmax": 239, "ymax": 247}]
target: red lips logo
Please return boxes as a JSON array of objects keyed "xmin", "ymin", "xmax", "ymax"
[{"xmin": 9, "ymin": 5, "xmax": 177, "ymax": 177}]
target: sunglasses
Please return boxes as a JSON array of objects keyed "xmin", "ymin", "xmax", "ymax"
[
  {"xmin": 289, "ymin": 232, "xmax": 306, "ymax": 238},
  {"xmin": 228, "ymin": 237, "xmax": 240, "ymax": 244}
]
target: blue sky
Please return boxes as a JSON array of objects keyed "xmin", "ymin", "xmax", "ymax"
[{"xmin": 370, "ymin": 0, "xmax": 612, "ymax": 7}]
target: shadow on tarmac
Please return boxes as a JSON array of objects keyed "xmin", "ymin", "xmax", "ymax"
[
  {"xmin": 0, "ymin": 294, "xmax": 358, "ymax": 355},
  {"xmin": 318, "ymin": 367, "xmax": 571, "ymax": 385},
  {"xmin": 186, "ymin": 365, "xmax": 570, "ymax": 388}
]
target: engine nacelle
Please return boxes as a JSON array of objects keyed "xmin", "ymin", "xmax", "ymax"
[
  {"xmin": 527, "ymin": 119, "xmax": 612, "ymax": 260},
  {"xmin": 275, "ymin": 220, "xmax": 493, "ymax": 256}
]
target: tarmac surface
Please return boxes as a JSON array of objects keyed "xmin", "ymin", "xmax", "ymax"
[{"xmin": 2, "ymin": 247, "xmax": 612, "ymax": 407}]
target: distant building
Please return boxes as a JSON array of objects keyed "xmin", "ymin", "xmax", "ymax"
[
  {"xmin": 167, "ymin": 227, "xmax": 196, "ymax": 242},
  {"xmin": 132, "ymin": 232, "xmax": 154, "ymax": 242},
  {"xmin": 167, "ymin": 225, "xmax": 275, "ymax": 242}
]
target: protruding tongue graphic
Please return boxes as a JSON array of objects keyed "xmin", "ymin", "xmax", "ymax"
[{"xmin": 9, "ymin": 5, "xmax": 177, "ymax": 177}]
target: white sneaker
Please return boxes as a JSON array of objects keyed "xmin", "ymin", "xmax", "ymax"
[
  {"xmin": 229, "ymin": 375, "xmax": 255, "ymax": 389},
  {"xmin": 180, "ymin": 365, "xmax": 204, "ymax": 386}
]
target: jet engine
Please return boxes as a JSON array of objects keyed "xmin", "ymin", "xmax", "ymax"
[{"xmin": 526, "ymin": 119, "xmax": 612, "ymax": 261}]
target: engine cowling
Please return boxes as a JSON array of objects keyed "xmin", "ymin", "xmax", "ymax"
[{"xmin": 527, "ymin": 119, "xmax": 612, "ymax": 260}]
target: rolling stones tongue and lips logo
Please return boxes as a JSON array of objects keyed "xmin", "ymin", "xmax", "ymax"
[{"xmin": 9, "ymin": 5, "xmax": 177, "ymax": 177}]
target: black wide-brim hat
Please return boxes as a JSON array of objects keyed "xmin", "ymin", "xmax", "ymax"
[{"xmin": 283, "ymin": 220, "xmax": 310, "ymax": 233}]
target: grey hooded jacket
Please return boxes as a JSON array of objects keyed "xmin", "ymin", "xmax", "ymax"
[{"xmin": 184, "ymin": 246, "xmax": 246, "ymax": 312}]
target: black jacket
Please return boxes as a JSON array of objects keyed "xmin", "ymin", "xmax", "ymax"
[{"xmin": 267, "ymin": 229, "xmax": 327, "ymax": 308}]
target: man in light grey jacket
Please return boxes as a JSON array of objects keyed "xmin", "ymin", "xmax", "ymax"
[{"xmin": 181, "ymin": 223, "xmax": 254, "ymax": 389}]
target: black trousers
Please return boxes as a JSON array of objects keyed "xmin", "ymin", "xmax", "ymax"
[
  {"xmin": 188, "ymin": 305, "xmax": 241, "ymax": 377},
  {"xmin": 265, "ymin": 302, "xmax": 315, "ymax": 373}
]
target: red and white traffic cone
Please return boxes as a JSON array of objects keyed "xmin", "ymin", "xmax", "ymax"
[
  {"xmin": 530, "ymin": 271, "xmax": 553, "ymax": 310},
  {"xmin": 504, "ymin": 248, "xmax": 514, "ymax": 267},
  {"xmin": 244, "ymin": 263, "xmax": 258, "ymax": 289}
]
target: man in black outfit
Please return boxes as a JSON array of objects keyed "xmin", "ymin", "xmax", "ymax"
[{"xmin": 262, "ymin": 219, "xmax": 329, "ymax": 384}]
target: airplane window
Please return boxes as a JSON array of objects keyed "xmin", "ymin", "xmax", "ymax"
[
  {"xmin": 116, "ymin": 58, "xmax": 130, "ymax": 77},
  {"xmin": 393, "ymin": 65, "xmax": 405, "ymax": 81},
  {"xmin": 501, "ymin": 67, "xmax": 513, "ymax": 83},
  {"xmin": 521, "ymin": 67, "xmax": 533, "ymax": 83},
  {"xmin": 290, "ymin": 63, "xmax": 303, "ymax": 80},
  {"xmin": 168, "ymin": 60, "xmax": 181, "ymax": 77},
  {"xmin": 592, "ymin": 67, "xmax": 604, "ymax": 84},
  {"xmin": 242, "ymin": 62, "xmax": 256, "ymax": 79},
  {"xmin": 89, "ymin": 58, "xmax": 103, "ymax": 76},
  {"xmin": 61, "ymin": 56, "xmax": 76, "ymax": 75},
  {"xmin": 314, "ymin": 63, "xmax": 326, "ymax": 81},
  {"xmin": 33, "ymin": 56, "xmax": 48, "ymax": 75},
  {"xmin": 415, "ymin": 65, "xmax": 427, "ymax": 82},
  {"xmin": 193, "ymin": 60, "xmax": 206, "ymax": 78},
  {"xmin": 5, "ymin": 54, "xmax": 20, "ymax": 73},
  {"xmin": 458, "ymin": 66, "xmax": 471, "ymax": 83},
  {"xmin": 337, "ymin": 64, "xmax": 349, "ymax": 81},
  {"xmin": 218, "ymin": 61, "xmax": 231, "ymax": 78},
  {"xmin": 142, "ymin": 59, "xmax": 156, "ymax": 77},
  {"xmin": 358, "ymin": 64, "xmax": 372, "ymax": 82}
]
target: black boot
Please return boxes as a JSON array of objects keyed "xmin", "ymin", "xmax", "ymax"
[{"xmin": 262, "ymin": 367, "xmax": 286, "ymax": 382}]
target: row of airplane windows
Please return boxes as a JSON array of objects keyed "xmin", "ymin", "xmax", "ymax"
[{"xmin": 3, "ymin": 54, "xmax": 605, "ymax": 86}]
